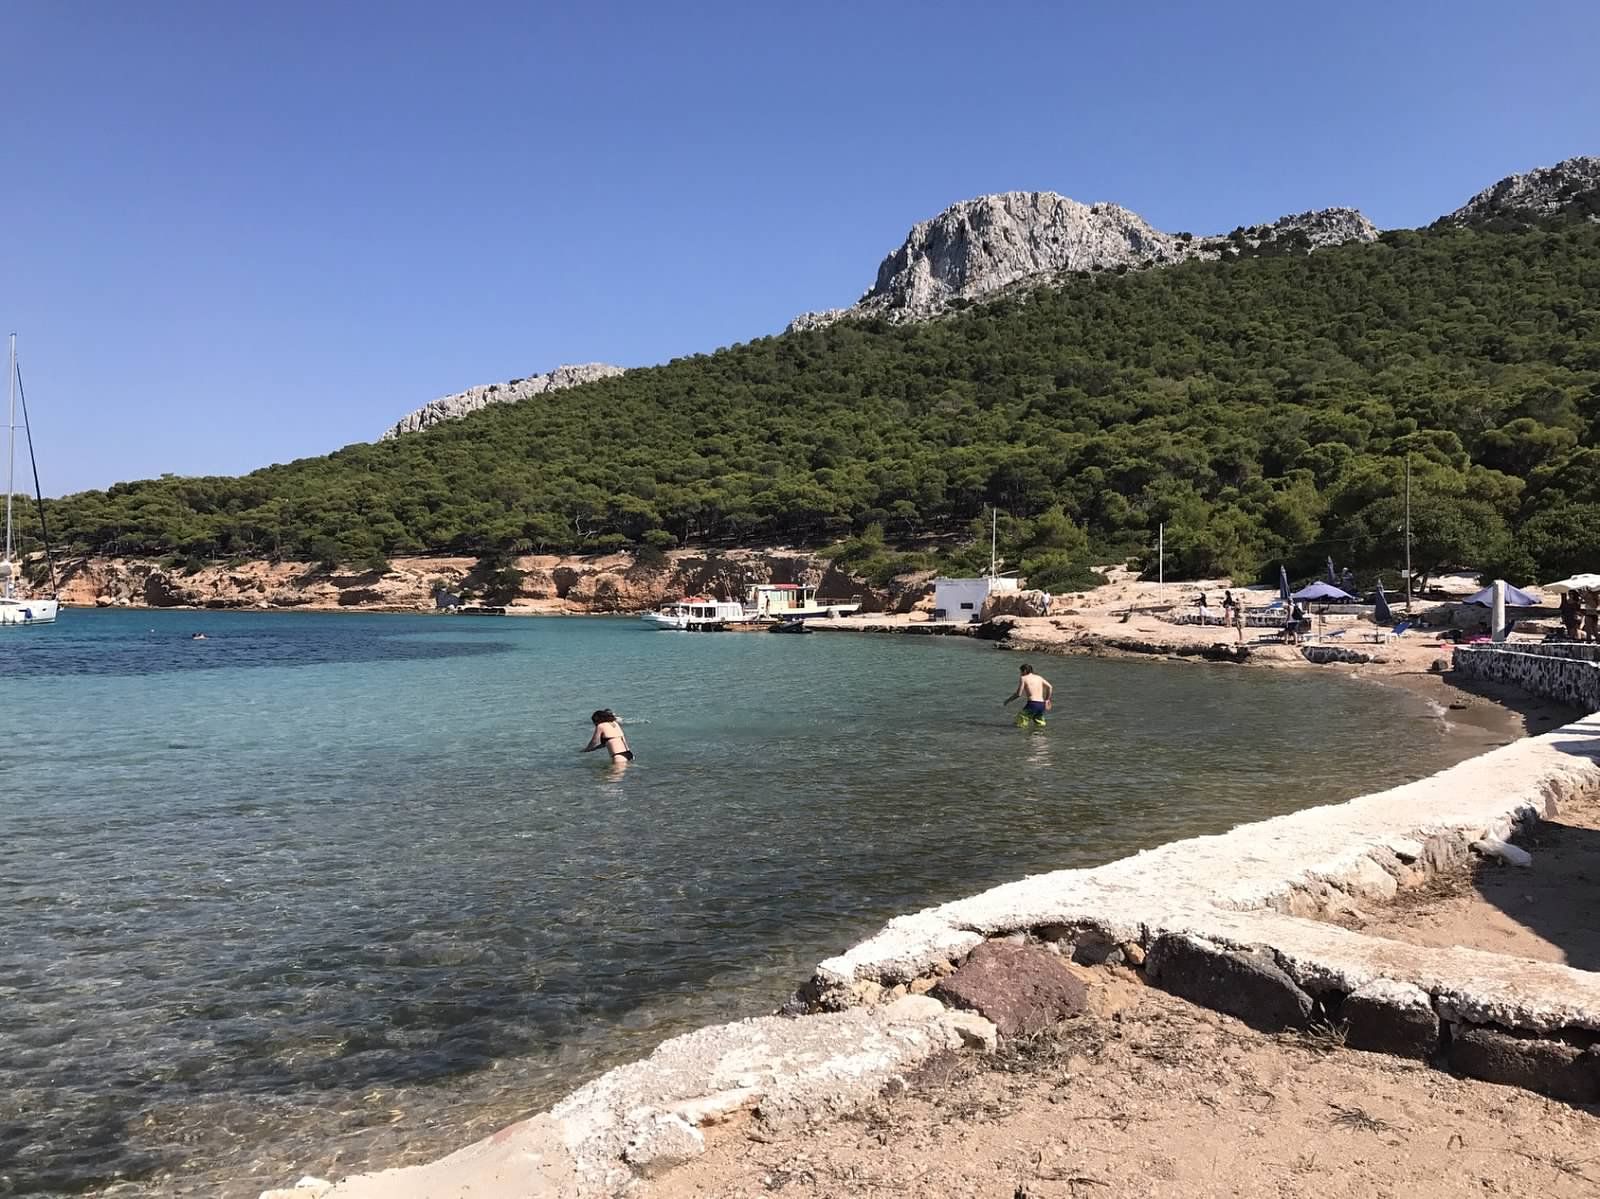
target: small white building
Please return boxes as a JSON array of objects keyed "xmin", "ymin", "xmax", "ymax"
[{"xmin": 932, "ymin": 575, "xmax": 1020, "ymax": 622}]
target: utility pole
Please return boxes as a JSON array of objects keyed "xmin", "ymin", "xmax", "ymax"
[
  {"xmin": 989, "ymin": 507, "xmax": 997, "ymax": 577},
  {"xmin": 1403, "ymin": 454, "xmax": 1413, "ymax": 614},
  {"xmin": 1158, "ymin": 523, "xmax": 1164, "ymax": 597}
]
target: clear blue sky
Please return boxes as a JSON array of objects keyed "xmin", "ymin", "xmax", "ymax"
[{"xmin": 7, "ymin": 1, "xmax": 1598, "ymax": 495}]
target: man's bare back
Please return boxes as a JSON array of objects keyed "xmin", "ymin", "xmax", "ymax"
[
  {"xmin": 1017, "ymin": 674, "xmax": 1051, "ymax": 702},
  {"xmin": 1003, "ymin": 664, "xmax": 1053, "ymax": 726}
]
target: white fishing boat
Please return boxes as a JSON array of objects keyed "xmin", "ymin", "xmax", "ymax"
[
  {"xmin": 1, "ymin": 335, "xmax": 60, "ymax": 627},
  {"xmin": 639, "ymin": 595, "xmax": 748, "ymax": 631},
  {"xmin": 641, "ymin": 580, "xmax": 861, "ymax": 632},
  {"xmin": 744, "ymin": 583, "xmax": 859, "ymax": 620}
]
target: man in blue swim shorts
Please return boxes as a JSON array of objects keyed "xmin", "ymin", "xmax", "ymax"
[{"xmin": 1002, "ymin": 663, "xmax": 1054, "ymax": 727}]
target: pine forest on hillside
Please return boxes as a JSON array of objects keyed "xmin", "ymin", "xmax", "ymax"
[{"xmin": 29, "ymin": 219, "xmax": 1600, "ymax": 591}]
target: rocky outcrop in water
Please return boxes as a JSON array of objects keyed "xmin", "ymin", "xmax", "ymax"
[
  {"xmin": 381, "ymin": 362, "xmax": 627, "ymax": 439},
  {"xmin": 1447, "ymin": 155, "xmax": 1600, "ymax": 225},
  {"xmin": 787, "ymin": 192, "xmax": 1377, "ymax": 330}
]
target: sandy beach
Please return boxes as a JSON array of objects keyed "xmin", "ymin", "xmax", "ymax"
[
  {"xmin": 650, "ymin": 976, "xmax": 1600, "ymax": 1199},
  {"xmin": 640, "ymin": 744, "xmax": 1600, "ymax": 1199},
  {"xmin": 648, "ymin": 793, "xmax": 1600, "ymax": 1199}
]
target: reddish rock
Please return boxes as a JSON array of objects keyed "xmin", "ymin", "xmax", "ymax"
[{"xmin": 931, "ymin": 941, "xmax": 1089, "ymax": 1037}]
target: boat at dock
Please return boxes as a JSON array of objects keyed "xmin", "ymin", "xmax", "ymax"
[
  {"xmin": 1, "ymin": 334, "xmax": 60, "ymax": 628},
  {"xmin": 745, "ymin": 583, "xmax": 860, "ymax": 621},
  {"xmin": 639, "ymin": 596, "xmax": 749, "ymax": 631},
  {"xmin": 640, "ymin": 583, "xmax": 860, "ymax": 631}
]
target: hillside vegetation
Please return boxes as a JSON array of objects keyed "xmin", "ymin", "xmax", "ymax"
[{"xmin": 34, "ymin": 221, "xmax": 1600, "ymax": 588}]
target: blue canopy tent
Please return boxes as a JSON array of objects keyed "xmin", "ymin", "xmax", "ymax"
[
  {"xmin": 1292, "ymin": 581, "xmax": 1356, "ymax": 602},
  {"xmin": 1464, "ymin": 583, "xmax": 1541, "ymax": 607}
]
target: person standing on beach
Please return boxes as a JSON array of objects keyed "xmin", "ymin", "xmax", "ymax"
[
  {"xmin": 1560, "ymin": 591, "xmax": 1581, "ymax": 640},
  {"xmin": 1003, "ymin": 664, "xmax": 1053, "ymax": 727},
  {"xmin": 581, "ymin": 709, "xmax": 634, "ymax": 765},
  {"xmin": 1196, "ymin": 591, "xmax": 1209, "ymax": 625}
]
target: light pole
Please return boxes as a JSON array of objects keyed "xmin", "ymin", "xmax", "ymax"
[{"xmin": 1403, "ymin": 454, "xmax": 1413, "ymax": 614}]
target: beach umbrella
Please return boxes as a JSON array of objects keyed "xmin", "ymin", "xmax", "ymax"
[
  {"xmin": 1546, "ymin": 573, "xmax": 1600, "ymax": 593},
  {"xmin": 1292, "ymin": 581, "xmax": 1356, "ymax": 602},
  {"xmin": 1464, "ymin": 582, "xmax": 1541, "ymax": 607},
  {"xmin": 1373, "ymin": 582, "xmax": 1393, "ymax": 624},
  {"xmin": 1278, "ymin": 564, "xmax": 1292, "ymax": 605}
]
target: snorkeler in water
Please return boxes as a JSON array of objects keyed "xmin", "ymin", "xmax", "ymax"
[{"xmin": 581, "ymin": 709, "xmax": 634, "ymax": 763}]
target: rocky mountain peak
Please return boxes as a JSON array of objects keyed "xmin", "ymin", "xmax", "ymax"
[
  {"xmin": 860, "ymin": 191, "xmax": 1187, "ymax": 317},
  {"xmin": 788, "ymin": 192, "xmax": 1377, "ymax": 331},
  {"xmin": 1448, "ymin": 155, "xmax": 1600, "ymax": 224},
  {"xmin": 1256, "ymin": 207, "xmax": 1379, "ymax": 248},
  {"xmin": 381, "ymin": 362, "xmax": 626, "ymax": 440}
]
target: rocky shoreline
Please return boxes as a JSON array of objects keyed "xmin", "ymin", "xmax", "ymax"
[{"xmin": 46, "ymin": 548, "xmax": 923, "ymax": 616}]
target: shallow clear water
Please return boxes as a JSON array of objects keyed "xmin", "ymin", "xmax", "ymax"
[{"xmin": 1, "ymin": 610, "xmax": 1469, "ymax": 1196}]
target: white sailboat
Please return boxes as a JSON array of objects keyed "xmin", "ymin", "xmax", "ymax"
[{"xmin": 1, "ymin": 334, "xmax": 60, "ymax": 626}]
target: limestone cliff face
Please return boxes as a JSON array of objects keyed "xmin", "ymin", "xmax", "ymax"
[
  {"xmin": 787, "ymin": 192, "xmax": 1377, "ymax": 331},
  {"xmin": 381, "ymin": 363, "xmax": 626, "ymax": 440},
  {"xmin": 1447, "ymin": 155, "xmax": 1600, "ymax": 225},
  {"xmin": 862, "ymin": 193, "xmax": 1191, "ymax": 316},
  {"xmin": 54, "ymin": 549, "xmax": 927, "ymax": 615}
]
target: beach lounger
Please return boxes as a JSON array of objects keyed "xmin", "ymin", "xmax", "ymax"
[{"xmin": 1372, "ymin": 620, "xmax": 1411, "ymax": 644}]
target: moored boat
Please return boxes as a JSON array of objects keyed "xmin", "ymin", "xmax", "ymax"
[
  {"xmin": 744, "ymin": 583, "xmax": 859, "ymax": 620},
  {"xmin": 641, "ymin": 582, "xmax": 860, "ymax": 631},
  {"xmin": 640, "ymin": 596, "xmax": 747, "ymax": 631},
  {"xmin": 1, "ymin": 334, "xmax": 60, "ymax": 628}
]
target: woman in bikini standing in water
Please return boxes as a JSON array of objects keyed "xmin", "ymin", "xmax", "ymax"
[{"xmin": 581, "ymin": 709, "xmax": 634, "ymax": 766}]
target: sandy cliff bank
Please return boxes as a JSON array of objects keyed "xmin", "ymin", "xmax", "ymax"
[{"xmin": 50, "ymin": 549, "xmax": 926, "ymax": 615}]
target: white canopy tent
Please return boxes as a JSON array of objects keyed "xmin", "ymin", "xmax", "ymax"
[{"xmin": 1546, "ymin": 574, "xmax": 1600, "ymax": 593}]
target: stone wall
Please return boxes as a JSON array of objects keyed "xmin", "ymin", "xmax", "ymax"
[
  {"xmin": 1453, "ymin": 646, "xmax": 1600, "ymax": 712},
  {"xmin": 1474, "ymin": 642, "xmax": 1600, "ymax": 663}
]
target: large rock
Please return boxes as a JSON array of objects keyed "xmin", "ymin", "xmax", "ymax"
[
  {"xmin": 1448, "ymin": 1026, "xmax": 1600, "ymax": 1103},
  {"xmin": 1343, "ymin": 979, "xmax": 1440, "ymax": 1059},
  {"xmin": 931, "ymin": 940, "xmax": 1089, "ymax": 1036},
  {"xmin": 1145, "ymin": 934, "xmax": 1314, "ymax": 1031},
  {"xmin": 981, "ymin": 589, "xmax": 1051, "ymax": 620},
  {"xmin": 786, "ymin": 192, "xmax": 1376, "ymax": 330},
  {"xmin": 1447, "ymin": 155, "xmax": 1600, "ymax": 225},
  {"xmin": 382, "ymin": 363, "xmax": 626, "ymax": 439}
]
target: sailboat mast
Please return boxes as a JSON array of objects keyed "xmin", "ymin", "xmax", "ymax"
[{"xmin": 5, "ymin": 333, "xmax": 15, "ymax": 576}]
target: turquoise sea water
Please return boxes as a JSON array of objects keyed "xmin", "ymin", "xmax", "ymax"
[{"xmin": 1, "ymin": 610, "xmax": 1471, "ymax": 1196}]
